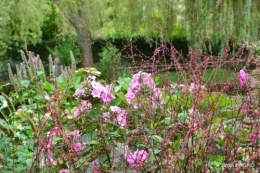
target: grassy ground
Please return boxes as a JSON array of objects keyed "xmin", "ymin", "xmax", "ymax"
[{"xmin": 158, "ymin": 68, "xmax": 237, "ymax": 83}]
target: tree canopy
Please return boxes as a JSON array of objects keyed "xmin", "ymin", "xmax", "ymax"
[{"xmin": 0, "ymin": 0, "xmax": 259, "ymax": 66}]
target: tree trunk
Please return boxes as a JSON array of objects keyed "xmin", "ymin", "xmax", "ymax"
[
  {"xmin": 54, "ymin": 0, "xmax": 94, "ymax": 67},
  {"xmin": 76, "ymin": 28, "xmax": 94, "ymax": 67}
]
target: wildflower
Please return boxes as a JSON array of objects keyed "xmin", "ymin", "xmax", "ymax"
[
  {"xmin": 124, "ymin": 150, "xmax": 149, "ymax": 167},
  {"xmin": 88, "ymin": 75, "xmax": 96, "ymax": 81},
  {"xmin": 74, "ymin": 86, "xmax": 86, "ymax": 98},
  {"xmin": 74, "ymin": 100, "xmax": 92, "ymax": 117},
  {"xmin": 241, "ymin": 104, "xmax": 253, "ymax": 110},
  {"xmin": 101, "ymin": 85, "xmax": 115, "ymax": 102},
  {"xmin": 91, "ymin": 81, "xmax": 115, "ymax": 102},
  {"xmin": 126, "ymin": 71, "xmax": 164, "ymax": 108},
  {"xmin": 70, "ymin": 130, "xmax": 80, "ymax": 139},
  {"xmin": 249, "ymin": 134, "xmax": 260, "ymax": 145},
  {"xmin": 74, "ymin": 142, "xmax": 84, "ymax": 152},
  {"xmin": 59, "ymin": 169, "xmax": 69, "ymax": 173},
  {"xmin": 239, "ymin": 69, "xmax": 247, "ymax": 88},
  {"xmin": 110, "ymin": 106, "xmax": 127, "ymax": 126}
]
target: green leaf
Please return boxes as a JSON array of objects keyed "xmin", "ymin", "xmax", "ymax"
[
  {"xmin": 151, "ymin": 135, "xmax": 163, "ymax": 143},
  {"xmin": 178, "ymin": 112, "xmax": 189, "ymax": 124},
  {"xmin": 110, "ymin": 98, "xmax": 121, "ymax": 106},
  {"xmin": 84, "ymin": 122, "xmax": 98, "ymax": 133},
  {"xmin": 57, "ymin": 74, "xmax": 65, "ymax": 87},
  {"xmin": 0, "ymin": 95, "xmax": 7, "ymax": 110},
  {"xmin": 36, "ymin": 71, "xmax": 45, "ymax": 79},
  {"xmin": 25, "ymin": 159, "xmax": 32, "ymax": 167},
  {"xmin": 34, "ymin": 94, "xmax": 43, "ymax": 100},
  {"xmin": 117, "ymin": 127, "xmax": 126, "ymax": 135},
  {"xmin": 154, "ymin": 149, "xmax": 161, "ymax": 154},
  {"xmin": 87, "ymin": 140, "xmax": 100, "ymax": 145},
  {"xmin": 20, "ymin": 80, "xmax": 30, "ymax": 88},
  {"xmin": 43, "ymin": 82, "xmax": 54, "ymax": 91},
  {"xmin": 114, "ymin": 86, "xmax": 121, "ymax": 93},
  {"xmin": 53, "ymin": 136, "xmax": 63, "ymax": 142}
]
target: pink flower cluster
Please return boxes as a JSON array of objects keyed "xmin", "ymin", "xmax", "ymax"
[
  {"xmin": 74, "ymin": 142, "xmax": 84, "ymax": 152},
  {"xmin": 73, "ymin": 86, "xmax": 86, "ymax": 98},
  {"xmin": 91, "ymin": 81, "xmax": 115, "ymax": 103},
  {"xmin": 74, "ymin": 100, "xmax": 92, "ymax": 117},
  {"xmin": 239, "ymin": 69, "xmax": 247, "ymax": 88},
  {"xmin": 126, "ymin": 71, "xmax": 164, "ymax": 108},
  {"xmin": 111, "ymin": 106, "xmax": 127, "ymax": 126},
  {"xmin": 249, "ymin": 133, "xmax": 260, "ymax": 145},
  {"xmin": 68, "ymin": 130, "xmax": 84, "ymax": 152},
  {"xmin": 103, "ymin": 106, "xmax": 127, "ymax": 127},
  {"xmin": 46, "ymin": 127, "xmax": 59, "ymax": 148},
  {"xmin": 124, "ymin": 149, "xmax": 149, "ymax": 168},
  {"xmin": 59, "ymin": 169, "xmax": 69, "ymax": 173}
]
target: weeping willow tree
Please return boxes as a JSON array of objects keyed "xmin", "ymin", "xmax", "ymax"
[
  {"xmin": 98, "ymin": 0, "xmax": 259, "ymax": 53},
  {"xmin": 183, "ymin": 0, "xmax": 260, "ymax": 52},
  {"xmin": 0, "ymin": 0, "xmax": 45, "ymax": 56}
]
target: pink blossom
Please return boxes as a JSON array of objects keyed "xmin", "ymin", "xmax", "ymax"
[
  {"xmin": 239, "ymin": 69, "xmax": 247, "ymax": 88},
  {"xmin": 91, "ymin": 82, "xmax": 114, "ymax": 102},
  {"xmin": 74, "ymin": 87, "xmax": 86, "ymax": 98},
  {"xmin": 126, "ymin": 71, "xmax": 164, "ymax": 108},
  {"xmin": 91, "ymin": 89, "xmax": 102, "ymax": 98},
  {"xmin": 74, "ymin": 100, "xmax": 92, "ymax": 117},
  {"xmin": 101, "ymin": 85, "xmax": 115, "ymax": 102},
  {"xmin": 249, "ymin": 134, "xmax": 260, "ymax": 145},
  {"xmin": 88, "ymin": 75, "xmax": 96, "ymax": 81},
  {"xmin": 74, "ymin": 109, "xmax": 81, "ymax": 117},
  {"xmin": 124, "ymin": 150, "xmax": 149, "ymax": 167},
  {"xmin": 241, "ymin": 104, "xmax": 253, "ymax": 110},
  {"xmin": 59, "ymin": 169, "xmax": 69, "ymax": 173},
  {"xmin": 103, "ymin": 112, "xmax": 110, "ymax": 117},
  {"xmin": 70, "ymin": 130, "xmax": 80, "ymax": 138},
  {"xmin": 74, "ymin": 142, "xmax": 84, "ymax": 152},
  {"xmin": 110, "ymin": 106, "xmax": 127, "ymax": 126}
]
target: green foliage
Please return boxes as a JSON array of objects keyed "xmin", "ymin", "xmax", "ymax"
[
  {"xmin": 48, "ymin": 36, "xmax": 81, "ymax": 66},
  {"xmin": 96, "ymin": 44, "xmax": 121, "ymax": 81}
]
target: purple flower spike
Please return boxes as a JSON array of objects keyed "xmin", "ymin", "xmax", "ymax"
[{"xmin": 239, "ymin": 69, "xmax": 246, "ymax": 88}]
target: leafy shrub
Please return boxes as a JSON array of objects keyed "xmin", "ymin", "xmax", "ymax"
[
  {"xmin": 48, "ymin": 36, "xmax": 81, "ymax": 66},
  {"xmin": 96, "ymin": 44, "xmax": 121, "ymax": 81}
]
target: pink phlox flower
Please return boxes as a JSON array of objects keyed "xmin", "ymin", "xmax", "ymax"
[
  {"xmin": 101, "ymin": 85, "xmax": 115, "ymax": 102},
  {"xmin": 125, "ymin": 90, "xmax": 136, "ymax": 103},
  {"xmin": 74, "ymin": 86, "xmax": 86, "ymax": 98},
  {"xmin": 124, "ymin": 150, "xmax": 149, "ymax": 167},
  {"xmin": 59, "ymin": 169, "xmax": 69, "ymax": 173},
  {"xmin": 47, "ymin": 149, "xmax": 54, "ymax": 162},
  {"xmin": 91, "ymin": 82, "xmax": 114, "ymax": 102},
  {"xmin": 103, "ymin": 112, "xmax": 110, "ymax": 117},
  {"xmin": 74, "ymin": 142, "xmax": 84, "ymax": 152},
  {"xmin": 74, "ymin": 100, "xmax": 92, "ymax": 117},
  {"xmin": 70, "ymin": 130, "xmax": 80, "ymax": 139},
  {"xmin": 110, "ymin": 106, "xmax": 121, "ymax": 112},
  {"xmin": 46, "ymin": 127, "xmax": 59, "ymax": 148},
  {"xmin": 74, "ymin": 109, "xmax": 81, "ymax": 117},
  {"xmin": 88, "ymin": 75, "xmax": 96, "ymax": 81},
  {"xmin": 126, "ymin": 71, "xmax": 164, "ymax": 108},
  {"xmin": 239, "ymin": 69, "xmax": 247, "ymax": 88},
  {"xmin": 92, "ymin": 159, "xmax": 99, "ymax": 165},
  {"xmin": 110, "ymin": 106, "xmax": 127, "ymax": 126},
  {"xmin": 81, "ymin": 100, "xmax": 92, "ymax": 109},
  {"xmin": 241, "ymin": 104, "xmax": 253, "ymax": 110},
  {"xmin": 249, "ymin": 134, "xmax": 260, "ymax": 145}
]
